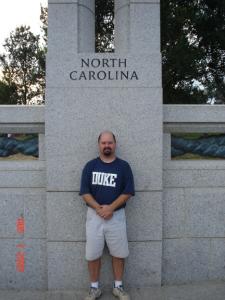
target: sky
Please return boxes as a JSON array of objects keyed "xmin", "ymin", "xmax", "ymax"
[{"xmin": 0, "ymin": 0, "xmax": 47, "ymax": 53}]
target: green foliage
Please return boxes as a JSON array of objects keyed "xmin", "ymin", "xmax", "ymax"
[
  {"xmin": 0, "ymin": 80, "xmax": 18, "ymax": 104},
  {"xmin": 161, "ymin": 0, "xmax": 225, "ymax": 104},
  {"xmin": 0, "ymin": 26, "xmax": 42, "ymax": 104},
  {"xmin": 95, "ymin": 0, "xmax": 114, "ymax": 52},
  {"xmin": 0, "ymin": 6, "xmax": 47, "ymax": 105}
]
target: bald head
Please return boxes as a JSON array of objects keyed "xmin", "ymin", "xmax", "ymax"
[{"xmin": 98, "ymin": 131, "xmax": 116, "ymax": 143}]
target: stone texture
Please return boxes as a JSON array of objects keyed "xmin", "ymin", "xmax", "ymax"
[
  {"xmin": 46, "ymin": 54, "xmax": 162, "ymax": 88},
  {"xmin": 184, "ymin": 188, "xmax": 225, "ymax": 237},
  {"xmin": 115, "ymin": 0, "xmax": 129, "ymax": 52},
  {"xmin": 39, "ymin": 134, "xmax": 46, "ymax": 161},
  {"xmin": 0, "ymin": 105, "xmax": 44, "ymax": 123},
  {"xmin": 163, "ymin": 133, "xmax": 171, "ymax": 161},
  {"xmin": 47, "ymin": 241, "xmax": 161, "ymax": 289},
  {"xmin": 162, "ymin": 238, "xmax": 225, "ymax": 285},
  {"xmin": 125, "ymin": 242, "xmax": 162, "ymax": 287},
  {"xmin": 46, "ymin": 87, "xmax": 162, "ymax": 191},
  {"xmin": 0, "ymin": 190, "xmax": 46, "ymax": 238},
  {"xmin": 0, "ymin": 239, "xmax": 47, "ymax": 289},
  {"xmin": 46, "ymin": 3, "xmax": 78, "ymax": 60},
  {"xmin": 163, "ymin": 105, "xmax": 225, "ymax": 123},
  {"xmin": 47, "ymin": 192, "xmax": 86, "ymax": 241},
  {"xmin": 163, "ymin": 169, "xmax": 225, "ymax": 188},
  {"xmin": 78, "ymin": 0, "xmax": 95, "ymax": 52},
  {"xmin": 130, "ymin": 3, "xmax": 160, "ymax": 53},
  {"xmin": 0, "ymin": 161, "xmax": 45, "ymax": 171},
  {"xmin": 47, "ymin": 242, "xmax": 89, "ymax": 289},
  {"xmin": 126, "ymin": 192, "xmax": 162, "ymax": 241},
  {"xmin": 0, "ymin": 170, "xmax": 46, "ymax": 188},
  {"xmin": 162, "ymin": 188, "xmax": 185, "ymax": 238},
  {"xmin": 24, "ymin": 194, "xmax": 46, "ymax": 238},
  {"xmin": 1, "ymin": 282, "xmax": 225, "ymax": 300},
  {"xmin": 47, "ymin": 192, "xmax": 161, "ymax": 242},
  {"xmin": 164, "ymin": 159, "xmax": 225, "ymax": 170}
]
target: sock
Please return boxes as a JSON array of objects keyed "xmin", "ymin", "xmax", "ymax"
[
  {"xmin": 114, "ymin": 280, "xmax": 123, "ymax": 288},
  {"xmin": 91, "ymin": 282, "xmax": 99, "ymax": 289}
]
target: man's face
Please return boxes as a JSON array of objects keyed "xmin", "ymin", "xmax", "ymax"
[{"xmin": 98, "ymin": 133, "xmax": 116, "ymax": 157}]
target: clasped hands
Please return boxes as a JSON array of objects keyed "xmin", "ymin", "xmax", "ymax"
[{"xmin": 96, "ymin": 205, "xmax": 114, "ymax": 220}]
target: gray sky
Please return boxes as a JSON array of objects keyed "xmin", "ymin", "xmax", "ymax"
[{"xmin": 0, "ymin": 0, "xmax": 47, "ymax": 53}]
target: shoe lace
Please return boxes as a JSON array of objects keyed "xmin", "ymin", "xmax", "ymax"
[
  {"xmin": 89, "ymin": 287, "xmax": 98, "ymax": 295},
  {"xmin": 116, "ymin": 285, "xmax": 127, "ymax": 295}
]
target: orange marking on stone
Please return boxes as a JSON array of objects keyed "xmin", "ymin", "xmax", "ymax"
[
  {"xmin": 16, "ymin": 251, "xmax": 25, "ymax": 272},
  {"xmin": 16, "ymin": 243, "xmax": 25, "ymax": 248},
  {"xmin": 16, "ymin": 217, "xmax": 25, "ymax": 234}
]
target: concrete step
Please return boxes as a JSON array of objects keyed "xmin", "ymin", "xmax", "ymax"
[{"xmin": 0, "ymin": 281, "xmax": 225, "ymax": 300}]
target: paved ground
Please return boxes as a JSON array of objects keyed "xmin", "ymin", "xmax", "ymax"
[{"xmin": 0, "ymin": 281, "xmax": 225, "ymax": 300}]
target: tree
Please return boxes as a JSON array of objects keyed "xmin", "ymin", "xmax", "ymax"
[
  {"xmin": 0, "ymin": 5, "xmax": 47, "ymax": 105},
  {"xmin": 161, "ymin": 0, "xmax": 225, "ymax": 104},
  {"xmin": 95, "ymin": 0, "xmax": 114, "ymax": 52},
  {"xmin": 0, "ymin": 26, "xmax": 43, "ymax": 104},
  {"xmin": 0, "ymin": 80, "xmax": 18, "ymax": 104}
]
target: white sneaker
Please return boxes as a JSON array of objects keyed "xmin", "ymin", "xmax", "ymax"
[
  {"xmin": 112, "ymin": 285, "xmax": 130, "ymax": 300},
  {"xmin": 84, "ymin": 287, "xmax": 102, "ymax": 300}
]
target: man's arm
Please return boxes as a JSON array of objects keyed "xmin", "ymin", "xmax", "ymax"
[
  {"xmin": 82, "ymin": 193, "xmax": 101, "ymax": 210},
  {"xmin": 96, "ymin": 194, "xmax": 132, "ymax": 219}
]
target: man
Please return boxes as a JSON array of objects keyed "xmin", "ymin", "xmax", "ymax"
[{"xmin": 80, "ymin": 131, "xmax": 135, "ymax": 300}]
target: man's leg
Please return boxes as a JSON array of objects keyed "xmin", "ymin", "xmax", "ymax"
[
  {"xmin": 112, "ymin": 256, "xmax": 124, "ymax": 280},
  {"xmin": 88, "ymin": 258, "xmax": 101, "ymax": 282}
]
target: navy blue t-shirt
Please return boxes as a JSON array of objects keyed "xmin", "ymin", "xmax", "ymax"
[{"xmin": 79, "ymin": 157, "xmax": 135, "ymax": 210}]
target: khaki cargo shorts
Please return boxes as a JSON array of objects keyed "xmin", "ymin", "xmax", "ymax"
[{"xmin": 85, "ymin": 207, "xmax": 129, "ymax": 261}]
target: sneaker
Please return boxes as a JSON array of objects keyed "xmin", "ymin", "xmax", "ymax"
[
  {"xmin": 84, "ymin": 287, "xmax": 102, "ymax": 300},
  {"xmin": 112, "ymin": 285, "xmax": 130, "ymax": 300}
]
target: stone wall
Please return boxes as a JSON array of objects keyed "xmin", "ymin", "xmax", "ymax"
[
  {"xmin": 163, "ymin": 105, "xmax": 225, "ymax": 285},
  {"xmin": 0, "ymin": 106, "xmax": 47, "ymax": 289},
  {"xmin": 0, "ymin": 105, "xmax": 224, "ymax": 289}
]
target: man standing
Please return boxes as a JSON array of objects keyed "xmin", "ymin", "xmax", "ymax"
[{"xmin": 80, "ymin": 131, "xmax": 135, "ymax": 300}]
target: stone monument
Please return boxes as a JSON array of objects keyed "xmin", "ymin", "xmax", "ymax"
[{"xmin": 46, "ymin": 0, "xmax": 162, "ymax": 288}]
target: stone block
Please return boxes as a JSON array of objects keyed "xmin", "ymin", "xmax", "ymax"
[
  {"xmin": 209, "ymin": 239, "xmax": 225, "ymax": 280},
  {"xmin": 46, "ymin": 87, "xmax": 162, "ymax": 191},
  {"xmin": 115, "ymin": 0, "xmax": 129, "ymax": 52},
  {"xmin": 162, "ymin": 188, "xmax": 185, "ymax": 238},
  {"xmin": 0, "ymin": 194, "xmax": 23, "ymax": 238},
  {"xmin": 48, "ymin": 241, "xmax": 161, "ymax": 289},
  {"xmin": 163, "ymin": 169, "xmax": 225, "ymax": 188},
  {"xmin": 125, "ymin": 241, "xmax": 162, "ymax": 287},
  {"xmin": 184, "ymin": 188, "xmax": 225, "ymax": 237},
  {"xmin": 130, "ymin": 4, "xmax": 160, "ymax": 53},
  {"xmin": 47, "ymin": 191, "xmax": 162, "ymax": 242},
  {"xmin": 78, "ymin": 0, "xmax": 95, "ymax": 53},
  {"xmin": 126, "ymin": 191, "xmax": 162, "ymax": 241},
  {"xmin": 46, "ymin": 54, "xmax": 162, "ymax": 88},
  {"xmin": 0, "ymin": 190, "xmax": 46, "ymax": 238},
  {"xmin": 163, "ymin": 133, "xmax": 171, "ymax": 161},
  {"xmin": 163, "ymin": 104, "xmax": 225, "ymax": 123},
  {"xmin": 0, "ymin": 160, "xmax": 45, "ymax": 171},
  {"xmin": 47, "ymin": 3, "xmax": 78, "ymax": 59},
  {"xmin": 0, "ymin": 239, "xmax": 47, "ymax": 289},
  {"xmin": 47, "ymin": 242, "xmax": 88, "ymax": 289},
  {"xmin": 47, "ymin": 192, "xmax": 86, "ymax": 241},
  {"xmin": 38, "ymin": 134, "xmax": 46, "ymax": 161},
  {"xmin": 164, "ymin": 159, "xmax": 225, "ymax": 170},
  {"xmin": 162, "ymin": 238, "xmax": 211, "ymax": 284},
  {"xmin": 0, "ymin": 170, "xmax": 46, "ymax": 188},
  {"xmin": 24, "ymin": 194, "xmax": 46, "ymax": 238},
  {"xmin": 0, "ymin": 105, "xmax": 44, "ymax": 124}
]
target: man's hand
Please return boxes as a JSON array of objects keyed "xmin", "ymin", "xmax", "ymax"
[{"xmin": 96, "ymin": 205, "xmax": 114, "ymax": 220}]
